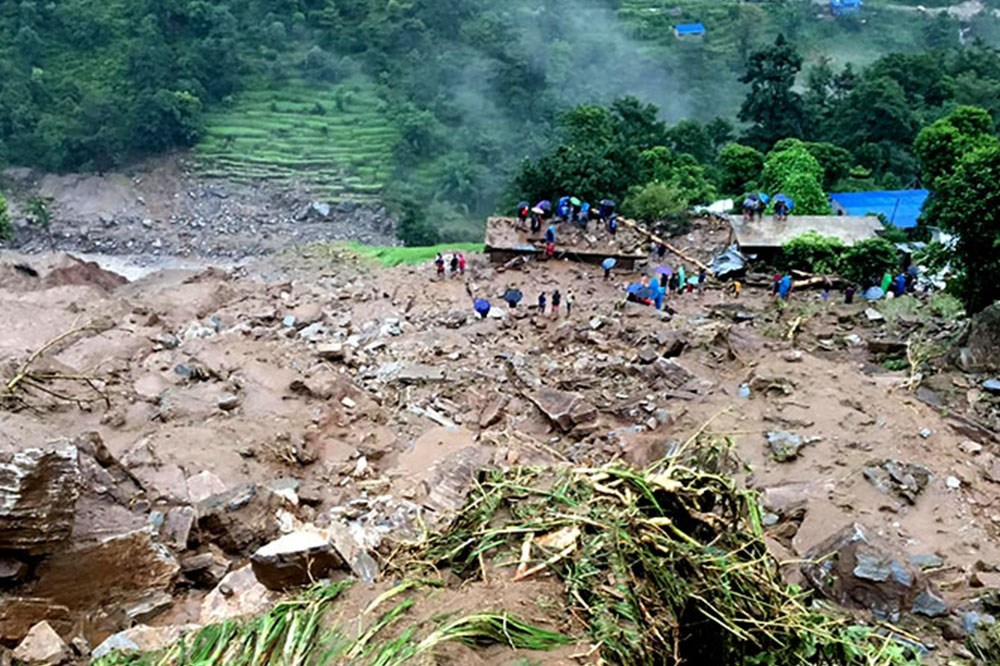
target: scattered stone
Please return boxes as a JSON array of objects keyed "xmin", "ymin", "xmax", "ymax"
[
  {"xmin": 394, "ymin": 363, "xmax": 447, "ymax": 384},
  {"xmin": 282, "ymin": 315, "xmax": 296, "ymax": 328},
  {"xmin": 217, "ymin": 393, "xmax": 241, "ymax": 411},
  {"xmin": 946, "ymin": 475, "xmax": 962, "ymax": 490},
  {"xmin": 201, "ymin": 565, "xmax": 279, "ymax": 624},
  {"xmin": 969, "ymin": 570, "xmax": 1000, "ymax": 589},
  {"xmin": 652, "ymin": 358, "xmax": 698, "ymax": 390},
  {"xmin": 316, "ymin": 343, "xmax": 345, "ymax": 361},
  {"xmin": 0, "ymin": 599, "xmax": 72, "ymax": 645},
  {"xmin": 526, "ymin": 387, "xmax": 598, "ymax": 432},
  {"xmin": 766, "ymin": 431, "xmax": 804, "ymax": 462},
  {"xmin": 983, "ymin": 379, "xmax": 1000, "ymax": 396},
  {"xmin": 161, "ymin": 506, "xmax": 196, "ymax": 550},
  {"xmin": 251, "ymin": 531, "xmax": 346, "ymax": 591},
  {"xmin": 760, "ymin": 483, "xmax": 810, "ymax": 517},
  {"xmin": 918, "ymin": 428, "xmax": 933, "ymax": 439},
  {"xmin": 0, "ymin": 445, "xmax": 80, "ymax": 555},
  {"xmin": 92, "ymin": 625, "xmax": 200, "ymax": 661},
  {"xmin": 908, "ymin": 554, "xmax": 944, "ymax": 570},
  {"xmin": 654, "ymin": 329, "xmax": 688, "ymax": 357},
  {"xmin": 123, "ymin": 591, "xmax": 174, "ymax": 624},
  {"xmin": 180, "ymin": 546, "xmax": 230, "ymax": 588},
  {"xmin": 782, "ymin": 350, "xmax": 804, "ymax": 363},
  {"xmin": 801, "ymin": 523, "xmax": 940, "ymax": 621},
  {"xmin": 197, "ymin": 484, "xmax": 281, "ymax": 554},
  {"xmin": 863, "ymin": 460, "xmax": 931, "ymax": 504},
  {"xmin": 0, "ymin": 556, "xmax": 29, "ymax": 585},
  {"xmin": 960, "ymin": 440, "xmax": 984, "ymax": 455},
  {"xmin": 33, "ymin": 530, "xmax": 180, "ymax": 609},
  {"xmin": 478, "ymin": 395, "xmax": 509, "ymax": 429},
  {"xmin": 963, "ymin": 611, "xmax": 996, "ymax": 635},
  {"xmin": 865, "ymin": 308, "xmax": 885, "ymax": 322},
  {"xmin": 12, "ymin": 621, "xmax": 69, "ymax": 666},
  {"xmin": 843, "ymin": 334, "xmax": 863, "ymax": 347},
  {"xmin": 963, "ymin": 303, "xmax": 1000, "ymax": 372},
  {"xmin": 637, "ymin": 346, "xmax": 659, "ymax": 365},
  {"xmin": 186, "ymin": 470, "xmax": 228, "ymax": 504}
]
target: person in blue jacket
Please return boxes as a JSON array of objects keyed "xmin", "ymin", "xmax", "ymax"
[
  {"xmin": 545, "ymin": 225, "xmax": 556, "ymax": 245},
  {"xmin": 556, "ymin": 196, "xmax": 571, "ymax": 222},
  {"xmin": 778, "ymin": 274, "xmax": 793, "ymax": 300}
]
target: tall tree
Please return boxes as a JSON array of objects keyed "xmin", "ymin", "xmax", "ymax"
[{"xmin": 738, "ymin": 34, "xmax": 805, "ymax": 151}]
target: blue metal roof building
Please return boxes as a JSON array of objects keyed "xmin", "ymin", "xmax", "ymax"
[
  {"xmin": 828, "ymin": 189, "xmax": 929, "ymax": 229},
  {"xmin": 674, "ymin": 23, "xmax": 706, "ymax": 38},
  {"xmin": 830, "ymin": 0, "xmax": 862, "ymax": 16}
]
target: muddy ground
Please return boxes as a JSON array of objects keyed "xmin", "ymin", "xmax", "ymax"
[{"xmin": 1, "ymin": 217, "xmax": 1000, "ymax": 664}]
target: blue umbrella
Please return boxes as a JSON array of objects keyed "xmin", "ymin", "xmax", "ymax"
[
  {"xmin": 474, "ymin": 299, "xmax": 491, "ymax": 318},
  {"xmin": 535, "ymin": 200, "xmax": 552, "ymax": 212},
  {"xmin": 602, "ymin": 258, "xmax": 617, "ymax": 271},
  {"xmin": 654, "ymin": 265, "xmax": 673, "ymax": 276},
  {"xmin": 503, "ymin": 288, "xmax": 523, "ymax": 306},
  {"xmin": 626, "ymin": 283, "xmax": 654, "ymax": 300},
  {"xmin": 774, "ymin": 194, "xmax": 794, "ymax": 210},
  {"xmin": 758, "ymin": 193, "xmax": 771, "ymax": 205}
]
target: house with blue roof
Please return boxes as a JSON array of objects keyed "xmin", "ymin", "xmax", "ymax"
[
  {"xmin": 830, "ymin": 0, "xmax": 862, "ymax": 16},
  {"xmin": 828, "ymin": 189, "xmax": 929, "ymax": 229},
  {"xmin": 674, "ymin": 22, "xmax": 706, "ymax": 38}
]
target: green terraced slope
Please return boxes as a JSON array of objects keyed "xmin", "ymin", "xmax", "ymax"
[{"xmin": 194, "ymin": 76, "xmax": 397, "ymax": 203}]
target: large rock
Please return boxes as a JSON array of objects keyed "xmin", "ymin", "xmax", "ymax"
[
  {"xmin": 12, "ymin": 621, "xmax": 69, "ymax": 666},
  {"xmin": 0, "ymin": 556, "xmax": 29, "ymax": 586},
  {"xmin": 33, "ymin": 530, "xmax": 179, "ymax": 609},
  {"xmin": 963, "ymin": 302, "xmax": 1000, "ymax": 372},
  {"xmin": 250, "ymin": 531, "xmax": 346, "ymax": 591},
  {"xmin": 0, "ymin": 445, "xmax": 80, "ymax": 555},
  {"xmin": 526, "ymin": 387, "xmax": 597, "ymax": 432},
  {"xmin": 800, "ymin": 523, "xmax": 946, "ymax": 620},
  {"xmin": 0, "ymin": 599, "xmax": 72, "ymax": 645},
  {"xmin": 200, "ymin": 565, "xmax": 278, "ymax": 625},
  {"xmin": 92, "ymin": 624, "xmax": 200, "ymax": 661},
  {"xmin": 196, "ymin": 484, "xmax": 281, "ymax": 555}
]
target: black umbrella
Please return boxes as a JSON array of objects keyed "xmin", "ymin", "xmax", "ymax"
[{"xmin": 503, "ymin": 288, "xmax": 523, "ymax": 307}]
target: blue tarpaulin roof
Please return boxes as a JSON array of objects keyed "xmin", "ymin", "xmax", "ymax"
[
  {"xmin": 829, "ymin": 189, "xmax": 929, "ymax": 229},
  {"xmin": 674, "ymin": 22, "xmax": 706, "ymax": 35}
]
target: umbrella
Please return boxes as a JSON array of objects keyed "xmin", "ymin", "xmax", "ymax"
[
  {"xmin": 474, "ymin": 299, "xmax": 491, "ymax": 318},
  {"xmin": 602, "ymin": 258, "xmax": 617, "ymax": 271},
  {"xmin": 517, "ymin": 200, "xmax": 529, "ymax": 210},
  {"xmin": 654, "ymin": 265, "xmax": 673, "ymax": 276},
  {"xmin": 748, "ymin": 193, "xmax": 759, "ymax": 202},
  {"xmin": 531, "ymin": 207, "xmax": 545, "ymax": 215},
  {"xmin": 502, "ymin": 288, "xmax": 523, "ymax": 306},
  {"xmin": 569, "ymin": 197, "xmax": 581, "ymax": 206},
  {"xmin": 758, "ymin": 193, "xmax": 771, "ymax": 204},
  {"xmin": 626, "ymin": 283, "xmax": 654, "ymax": 300},
  {"xmin": 600, "ymin": 199, "xmax": 616, "ymax": 207},
  {"xmin": 535, "ymin": 200, "xmax": 552, "ymax": 212},
  {"xmin": 774, "ymin": 194, "xmax": 794, "ymax": 210},
  {"xmin": 863, "ymin": 286, "xmax": 885, "ymax": 301}
]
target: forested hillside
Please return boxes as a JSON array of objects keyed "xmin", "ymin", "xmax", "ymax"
[{"xmin": 2, "ymin": 0, "xmax": 1000, "ymax": 242}]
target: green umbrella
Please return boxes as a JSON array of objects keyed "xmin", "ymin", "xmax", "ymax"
[{"xmin": 569, "ymin": 197, "xmax": 581, "ymax": 206}]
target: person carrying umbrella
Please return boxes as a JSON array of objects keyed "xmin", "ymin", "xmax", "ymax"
[
  {"xmin": 517, "ymin": 201, "xmax": 530, "ymax": 230},
  {"xmin": 557, "ymin": 196, "xmax": 572, "ymax": 222},
  {"xmin": 474, "ymin": 299, "xmax": 490, "ymax": 319},
  {"xmin": 598, "ymin": 199, "xmax": 616, "ymax": 223},
  {"xmin": 602, "ymin": 257, "xmax": 616, "ymax": 280},
  {"xmin": 503, "ymin": 287, "xmax": 523, "ymax": 308}
]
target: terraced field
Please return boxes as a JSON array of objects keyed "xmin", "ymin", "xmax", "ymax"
[{"xmin": 194, "ymin": 76, "xmax": 398, "ymax": 203}]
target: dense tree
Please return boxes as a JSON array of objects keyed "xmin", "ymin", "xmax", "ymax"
[
  {"xmin": 718, "ymin": 143, "xmax": 764, "ymax": 195},
  {"xmin": 914, "ymin": 106, "xmax": 998, "ymax": 189},
  {"xmin": 738, "ymin": 35, "xmax": 805, "ymax": 150},
  {"xmin": 762, "ymin": 142, "xmax": 830, "ymax": 214}
]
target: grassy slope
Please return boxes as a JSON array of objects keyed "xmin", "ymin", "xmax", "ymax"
[{"xmin": 193, "ymin": 75, "xmax": 397, "ymax": 203}]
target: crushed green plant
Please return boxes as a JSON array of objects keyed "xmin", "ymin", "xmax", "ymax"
[
  {"xmin": 414, "ymin": 451, "xmax": 921, "ymax": 665},
  {"xmin": 93, "ymin": 580, "xmax": 568, "ymax": 666},
  {"xmin": 302, "ymin": 242, "xmax": 484, "ymax": 267}
]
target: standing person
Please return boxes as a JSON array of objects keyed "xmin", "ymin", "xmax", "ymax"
[
  {"xmin": 771, "ymin": 272, "xmax": 781, "ymax": 297},
  {"xmin": 608, "ymin": 216, "xmax": 618, "ymax": 236},
  {"xmin": 537, "ymin": 292, "xmax": 547, "ymax": 315},
  {"xmin": 545, "ymin": 241, "xmax": 555, "ymax": 258},
  {"xmin": 880, "ymin": 271, "xmax": 893, "ymax": 295},
  {"xmin": 821, "ymin": 275, "xmax": 832, "ymax": 302},
  {"xmin": 565, "ymin": 288, "xmax": 575, "ymax": 316},
  {"xmin": 778, "ymin": 274, "xmax": 792, "ymax": 300},
  {"xmin": 434, "ymin": 252, "xmax": 445, "ymax": 278},
  {"xmin": 517, "ymin": 202, "xmax": 530, "ymax": 230},
  {"xmin": 652, "ymin": 276, "xmax": 664, "ymax": 311},
  {"xmin": 731, "ymin": 280, "xmax": 743, "ymax": 299},
  {"xmin": 844, "ymin": 284, "xmax": 857, "ymax": 304},
  {"xmin": 458, "ymin": 253, "xmax": 467, "ymax": 275},
  {"xmin": 668, "ymin": 271, "xmax": 679, "ymax": 294},
  {"xmin": 449, "ymin": 253, "xmax": 459, "ymax": 277},
  {"xmin": 657, "ymin": 243, "xmax": 667, "ymax": 260},
  {"xmin": 697, "ymin": 268, "xmax": 707, "ymax": 298},
  {"xmin": 551, "ymin": 289, "xmax": 561, "ymax": 317},
  {"xmin": 678, "ymin": 265, "xmax": 686, "ymax": 297},
  {"xmin": 895, "ymin": 273, "xmax": 907, "ymax": 297}
]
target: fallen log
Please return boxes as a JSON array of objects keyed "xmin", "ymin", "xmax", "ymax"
[{"xmin": 617, "ymin": 218, "xmax": 709, "ymax": 271}]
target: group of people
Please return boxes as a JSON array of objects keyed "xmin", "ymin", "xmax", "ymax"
[
  {"xmin": 741, "ymin": 194, "xmax": 790, "ymax": 222},
  {"xmin": 537, "ymin": 287, "xmax": 575, "ymax": 317},
  {"xmin": 518, "ymin": 197, "xmax": 619, "ymax": 236},
  {"xmin": 434, "ymin": 252, "xmax": 466, "ymax": 279}
]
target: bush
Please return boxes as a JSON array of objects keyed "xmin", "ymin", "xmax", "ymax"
[
  {"xmin": 839, "ymin": 238, "xmax": 899, "ymax": 284},
  {"xmin": 623, "ymin": 181, "xmax": 688, "ymax": 228},
  {"xmin": 780, "ymin": 232, "xmax": 844, "ymax": 274},
  {"xmin": 0, "ymin": 194, "xmax": 11, "ymax": 241}
]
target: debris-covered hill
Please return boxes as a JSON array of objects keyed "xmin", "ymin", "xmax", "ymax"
[{"xmin": 2, "ymin": 224, "xmax": 1000, "ymax": 665}]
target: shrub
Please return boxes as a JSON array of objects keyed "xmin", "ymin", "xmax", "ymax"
[
  {"xmin": 623, "ymin": 181, "xmax": 689, "ymax": 230},
  {"xmin": 780, "ymin": 232, "xmax": 844, "ymax": 274},
  {"xmin": 0, "ymin": 194, "xmax": 11, "ymax": 241},
  {"xmin": 839, "ymin": 237, "xmax": 899, "ymax": 284}
]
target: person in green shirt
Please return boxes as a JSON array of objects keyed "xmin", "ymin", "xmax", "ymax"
[{"xmin": 881, "ymin": 271, "xmax": 893, "ymax": 294}]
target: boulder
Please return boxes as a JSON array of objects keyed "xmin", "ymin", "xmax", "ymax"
[
  {"xmin": 92, "ymin": 624, "xmax": 200, "ymax": 661},
  {"xmin": 800, "ymin": 523, "xmax": 945, "ymax": 620},
  {"xmin": 180, "ymin": 545, "xmax": 230, "ymax": 588},
  {"xmin": 766, "ymin": 431, "xmax": 804, "ymax": 462},
  {"xmin": 655, "ymin": 329, "xmax": 688, "ymax": 357},
  {"xmin": 250, "ymin": 531, "xmax": 346, "ymax": 591},
  {"xmin": 123, "ymin": 591, "xmax": 174, "ymax": 624},
  {"xmin": 186, "ymin": 471, "xmax": 228, "ymax": 504},
  {"xmin": 964, "ymin": 302, "xmax": 1000, "ymax": 372},
  {"xmin": 651, "ymin": 358, "xmax": 698, "ymax": 390},
  {"xmin": 0, "ymin": 599, "xmax": 72, "ymax": 645},
  {"xmin": 395, "ymin": 363, "xmax": 447, "ymax": 384},
  {"xmin": 12, "ymin": 621, "xmax": 69, "ymax": 666},
  {"xmin": 33, "ymin": 530, "xmax": 179, "ymax": 609},
  {"xmin": 0, "ymin": 445, "xmax": 80, "ymax": 555},
  {"xmin": 526, "ymin": 387, "xmax": 598, "ymax": 432},
  {"xmin": 200, "ymin": 565, "xmax": 278, "ymax": 625},
  {"xmin": 161, "ymin": 506, "xmax": 196, "ymax": 550},
  {"xmin": 197, "ymin": 484, "xmax": 281, "ymax": 555}
]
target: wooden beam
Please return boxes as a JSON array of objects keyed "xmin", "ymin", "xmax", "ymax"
[{"xmin": 617, "ymin": 218, "xmax": 710, "ymax": 271}]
